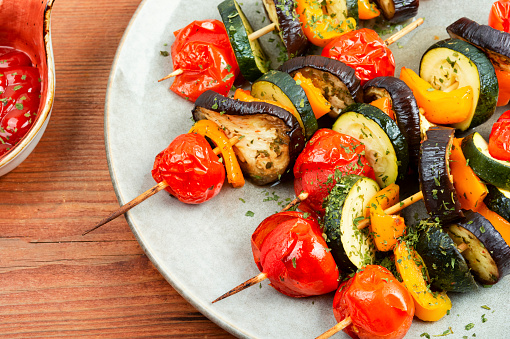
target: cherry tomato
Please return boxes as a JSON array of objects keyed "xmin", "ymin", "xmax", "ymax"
[
  {"xmin": 0, "ymin": 48, "xmax": 42, "ymax": 158},
  {"xmin": 321, "ymin": 29, "xmax": 395, "ymax": 85},
  {"xmin": 489, "ymin": 0, "xmax": 510, "ymax": 32},
  {"xmin": 255, "ymin": 212, "xmax": 340, "ymax": 297},
  {"xmin": 489, "ymin": 110, "xmax": 510, "ymax": 161},
  {"xmin": 333, "ymin": 265, "xmax": 414, "ymax": 339},
  {"xmin": 151, "ymin": 133, "xmax": 225, "ymax": 204},
  {"xmin": 294, "ymin": 129, "xmax": 375, "ymax": 216},
  {"xmin": 170, "ymin": 20, "xmax": 239, "ymax": 102}
]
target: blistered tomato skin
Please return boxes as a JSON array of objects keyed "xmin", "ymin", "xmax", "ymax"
[
  {"xmin": 294, "ymin": 129, "xmax": 375, "ymax": 216},
  {"xmin": 333, "ymin": 265, "xmax": 414, "ymax": 339},
  {"xmin": 151, "ymin": 133, "xmax": 225, "ymax": 204},
  {"xmin": 257, "ymin": 215, "xmax": 340, "ymax": 297},
  {"xmin": 489, "ymin": 110, "xmax": 510, "ymax": 161},
  {"xmin": 0, "ymin": 48, "xmax": 42, "ymax": 158}
]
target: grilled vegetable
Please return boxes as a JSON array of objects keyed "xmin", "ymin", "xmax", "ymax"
[
  {"xmin": 484, "ymin": 185, "xmax": 510, "ymax": 223},
  {"xmin": 372, "ymin": 0, "xmax": 419, "ymax": 23},
  {"xmin": 261, "ymin": 0, "xmax": 309, "ymax": 58},
  {"xmin": 419, "ymin": 38, "xmax": 498, "ymax": 131},
  {"xmin": 447, "ymin": 210, "xmax": 510, "ymax": 285},
  {"xmin": 251, "ymin": 70, "xmax": 318, "ymax": 140},
  {"xmin": 218, "ymin": 0, "xmax": 269, "ymax": 82},
  {"xmin": 332, "ymin": 103, "xmax": 409, "ymax": 187},
  {"xmin": 323, "ymin": 174, "xmax": 379, "ymax": 272},
  {"xmin": 192, "ymin": 90, "xmax": 304, "ymax": 185},
  {"xmin": 279, "ymin": 55, "xmax": 361, "ymax": 117},
  {"xmin": 461, "ymin": 132, "xmax": 510, "ymax": 191},
  {"xmin": 419, "ymin": 127, "xmax": 463, "ymax": 224},
  {"xmin": 415, "ymin": 221, "xmax": 478, "ymax": 292},
  {"xmin": 363, "ymin": 76, "xmax": 421, "ymax": 167}
]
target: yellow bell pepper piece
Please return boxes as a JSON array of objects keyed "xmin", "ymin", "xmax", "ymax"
[
  {"xmin": 358, "ymin": 0, "xmax": 380, "ymax": 20},
  {"xmin": 293, "ymin": 72, "xmax": 331, "ymax": 119},
  {"xmin": 394, "ymin": 241, "xmax": 452, "ymax": 322},
  {"xmin": 399, "ymin": 67, "xmax": 473, "ymax": 125}
]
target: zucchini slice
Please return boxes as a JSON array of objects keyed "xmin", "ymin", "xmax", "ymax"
[
  {"xmin": 261, "ymin": 0, "xmax": 309, "ymax": 58},
  {"xmin": 323, "ymin": 174, "xmax": 379, "ymax": 272},
  {"xmin": 447, "ymin": 17, "xmax": 510, "ymax": 73},
  {"xmin": 363, "ymin": 76, "xmax": 421, "ymax": 167},
  {"xmin": 419, "ymin": 38, "xmax": 498, "ymax": 131},
  {"xmin": 332, "ymin": 103, "xmax": 409, "ymax": 187},
  {"xmin": 372, "ymin": 0, "xmax": 419, "ymax": 23},
  {"xmin": 192, "ymin": 90, "xmax": 304, "ymax": 185},
  {"xmin": 484, "ymin": 184, "xmax": 510, "ymax": 223},
  {"xmin": 279, "ymin": 55, "xmax": 362, "ymax": 117},
  {"xmin": 415, "ymin": 222, "xmax": 478, "ymax": 292},
  {"xmin": 447, "ymin": 210, "xmax": 510, "ymax": 285},
  {"xmin": 419, "ymin": 126, "xmax": 463, "ymax": 224},
  {"xmin": 326, "ymin": 0, "xmax": 359, "ymax": 27},
  {"xmin": 251, "ymin": 70, "xmax": 318, "ymax": 139},
  {"xmin": 218, "ymin": 0, "xmax": 270, "ymax": 82},
  {"xmin": 461, "ymin": 132, "xmax": 510, "ymax": 191}
]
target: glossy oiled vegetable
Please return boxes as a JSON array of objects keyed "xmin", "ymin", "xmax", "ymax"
[{"xmin": 372, "ymin": 0, "xmax": 419, "ymax": 23}]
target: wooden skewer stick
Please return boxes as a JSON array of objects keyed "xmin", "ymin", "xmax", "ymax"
[
  {"xmin": 281, "ymin": 192, "xmax": 309, "ymax": 212},
  {"xmin": 158, "ymin": 68, "xmax": 184, "ymax": 82},
  {"xmin": 457, "ymin": 242, "xmax": 469, "ymax": 253},
  {"xmin": 356, "ymin": 191, "xmax": 424, "ymax": 230},
  {"xmin": 83, "ymin": 135, "xmax": 241, "ymax": 236},
  {"xmin": 385, "ymin": 17, "xmax": 424, "ymax": 46},
  {"xmin": 212, "ymin": 272, "xmax": 268, "ymax": 304},
  {"xmin": 315, "ymin": 317, "xmax": 353, "ymax": 339}
]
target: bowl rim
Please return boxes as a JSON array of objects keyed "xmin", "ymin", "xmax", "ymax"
[{"xmin": 0, "ymin": 0, "xmax": 56, "ymax": 169}]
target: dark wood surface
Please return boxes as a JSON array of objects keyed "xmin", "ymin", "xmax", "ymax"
[{"xmin": 0, "ymin": 1, "xmax": 234, "ymax": 337}]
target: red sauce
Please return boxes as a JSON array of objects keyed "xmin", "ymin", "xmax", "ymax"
[{"xmin": 0, "ymin": 47, "xmax": 42, "ymax": 158}]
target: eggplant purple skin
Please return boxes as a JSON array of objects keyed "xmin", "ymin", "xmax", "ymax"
[
  {"xmin": 363, "ymin": 76, "xmax": 421, "ymax": 168},
  {"xmin": 274, "ymin": 0, "xmax": 309, "ymax": 58},
  {"xmin": 192, "ymin": 90, "xmax": 305, "ymax": 182},
  {"xmin": 419, "ymin": 126, "xmax": 463, "ymax": 224},
  {"xmin": 447, "ymin": 17, "xmax": 510, "ymax": 67},
  {"xmin": 373, "ymin": 0, "xmax": 419, "ymax": 23},
  {"xmin": 456, "ymin": 210, "xmax": 510, "ymax": 283},
  {"xmin": 278, "ymin": 55, "xmax": 362, "ymax": 102}
]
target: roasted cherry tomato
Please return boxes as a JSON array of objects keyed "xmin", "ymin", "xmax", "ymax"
[
  {"xmin": 489, "ymin": 110, "xmax": 510, "ymax": 161},
  {"xmin": 151, "ymin": 133, "xmax": 225, "ymax": 204},
  {"xmin": 332, "ymin": 265, "xmax": 414, "ymax": 339},
  {"xmin": 294, "ymin": 129, "xmax": 375, "ymax": 216},
  {"xmin": 254, "ymin": 211, "xmax": 340, "ymax": 297},
  {"xmin": 0, "ymin": 48, "xmax": 41, "ymax": 158},
  {"xmin": 322, "ymin": 29, "xmax": 395, "ymax": 85},
  {"xmin": 489, "ymin": 0, "xmax": 510, "ymax": 32},
  {"xmin": 170, "ymin": 20, "xmax": 239, "ymax": 102},
  {"xmin": 495, "ymin": 68, "xmax": 510, "ymax": 106}
]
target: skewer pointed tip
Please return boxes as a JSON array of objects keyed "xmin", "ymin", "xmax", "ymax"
[{"xmin": 212, "ymin": 272, "xmax": 267, "ymax": 304}]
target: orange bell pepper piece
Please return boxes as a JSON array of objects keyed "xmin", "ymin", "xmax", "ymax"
[
  {"xmin": 293, "ymin": 72, "xmax": 331, "ymax": 119},
  {"xmin": 358, "ymin": 0, "xmax": 380, "ymax": 20},
  {"xmin": 370, "ymin": 97, "xmax": 395, "ymax": 120},
  {"xmin": 449, "ymin": 138, "xmax": 488, "ymax": 211},
  {"xmin": 478, "ymin": 202, "xmax": 510, "ymax": 246},
  {"xmin": 366, "ymin": 183, "xmax": 406, "ymax": 251},
  {"xmin": 399, "ymin": 67, "xmax": 474, "ymax": 124},
  {"xmin": 189, "ymin": 119, "xmax": 245, "ymax": 188},
  {"xmin": 495, "ymin": 68, "xmax": 510, "ymax": 106},
  {"xmin": 295, "ymin": 0, "xmax": 356, "ymax": 47},
  {"xmin": 394, "ymin": 241, "xmax": 452, "ymax": 322}
]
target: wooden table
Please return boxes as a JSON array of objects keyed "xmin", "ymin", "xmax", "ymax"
[{"xmin": 0, "ymin": 1, "xmax": 233, "ymax": 337}]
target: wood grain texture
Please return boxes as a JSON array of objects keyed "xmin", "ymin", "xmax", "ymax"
[{"xmin": 0, "ymin": 0, "xmax": 234, "ymax": 337}]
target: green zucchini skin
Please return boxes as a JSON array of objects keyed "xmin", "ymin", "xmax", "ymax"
[
  {"xmin": 252, "ymin": 70, "xmax": 318, "ymax": 140},
  {"xmin": 372, "ymin": 0, "xmax": 419, "ymax": 23},
  {"xmin": 484, "ymin": 185, "xmax": 510, "ymax": 223},
  {"xmin": 218, "ymin": 0, "xmax": 269, "ymax": 82},
  {"xmin": 363, "ymin": 76, "xmax": 421, "ymax": 168},
  {"xmin": 346, "ymin": 0, "xmax": 359, "ymax": 26},
  {"xmin": 419, "ymin": 126, "xmax": 463, "ymax": 224},
  {"xmin": 419, "ymin": 38, "xmax": 498, "ymax": 131},
  {"xmin": 415, "ymin": 222, "xmax": 478, "ymax": 292},
  {"xmin": 461, "ymin": 132, "xmax": 510, "ymax": 191}
]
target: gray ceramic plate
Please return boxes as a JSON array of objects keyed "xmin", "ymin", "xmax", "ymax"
[{"xmin": 105, "ymin": 0, "xmax": 509, "ymax": 338}]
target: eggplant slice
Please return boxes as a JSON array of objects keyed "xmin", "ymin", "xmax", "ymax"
[
  {"xmin": 363, "ymin": 76, "xmax": 421, "ymax": 167},
  {"xmin": 193, "ymin": 90, "xmax": 304, "ymax": 185},
  {"xmin": 262, "ymin": 0, "xmax": 309, "ymax": 58},
  {"xmin": 447, "ymin": 17, "xmax": 510, "ymax": 73},
  {"xmin": 279, "ymin": 55, "xmax": 361, "ymax": 117},
  {"xmin": 373, "ymin": 0, "xmax": 419, "ymax": 23},
  {"xmin": 419, "ymin": 126, "xmax": 463, "ymax": 223},
  {"xmin": 447, "ymin": 210, "xmax": 510, "ymax": 285}
]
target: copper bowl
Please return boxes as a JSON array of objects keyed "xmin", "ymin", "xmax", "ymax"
[{"xmin": 0, "ymin": 0, "xmax": 56, "ymax": 176}]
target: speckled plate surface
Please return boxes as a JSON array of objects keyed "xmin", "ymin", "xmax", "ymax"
[{"xmin": 105, "ymin": 1, "xmax": 509, "ymax": 338}]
